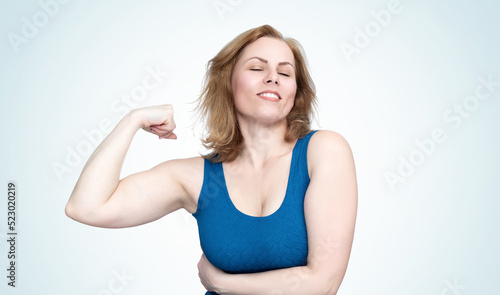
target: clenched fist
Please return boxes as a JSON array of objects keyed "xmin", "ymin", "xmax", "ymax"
[{"xmin": 134, "ymin": 104, "xmax": 177, "ymax": 139}]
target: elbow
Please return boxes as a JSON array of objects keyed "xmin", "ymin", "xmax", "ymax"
[
  {"xmin": 65, "ymin": 189, "xmax": 81, "ymax": 220},
  {"xmin": 64, "ymin": 202, "xmax": 98, "ymax": 226},
  {"xmin": 64, "ymin": 197, "xmax": 116, "ymax": 228},
  {"xmin": 314, "ymin": 281, "xmax": 339, "ymax": 295},
  {"xmin": 65, "ymin": 200, "xmax": 80, "ymax": 221},
  {"xmin": 64, "ymin": 193, "xmax": 91, "ymax": 223},
  {"xmin": 65, "ymin": 202, "xmax": 75, "ymax": 219},
  {"xmin": 307, "ymin": 279, "xmax": 334, "ymax": 295},
  {"xmin": 315, "ymin": 274, "xmax": 343, "ymax": 295},
  {"xmin": 322, "ymin": 283, "xmax": 339, "ymax": 295}
]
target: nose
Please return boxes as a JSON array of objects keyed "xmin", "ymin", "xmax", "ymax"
[{"xmin": 265, "ymin": 72, "xmax": 279, "ymax": 85}]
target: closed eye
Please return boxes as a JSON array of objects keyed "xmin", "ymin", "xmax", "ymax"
[{"xmin": 250, "ymin": 69, "xmax": 289, "ymax": 77}]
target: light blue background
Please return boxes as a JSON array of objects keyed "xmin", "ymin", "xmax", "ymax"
[{"xmin": 1, "ymin": 0, "xmax": 499, "ymax": 294}]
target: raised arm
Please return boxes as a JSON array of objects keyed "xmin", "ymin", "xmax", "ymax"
[
  {"xmin": 197, "ymin": 130, "xmax": 358, "ymax": 294},
  {"xmin": 65, "ymin": 105, "xmax": 201, "ymax": 228}
]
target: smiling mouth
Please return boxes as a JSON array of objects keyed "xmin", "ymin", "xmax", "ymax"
[{"xmin": 257, "ymin": 91, "xmax": 281, "ymax": 101}]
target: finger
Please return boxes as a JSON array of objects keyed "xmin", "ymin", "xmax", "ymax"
[
  {"xmin": 159, "ymin": 132, "xmax": 177, "ymax": 140},
  {"xmin": 151, "ymin": 126, "xmax": 172, "ymax": 136},
  {"xmin": 165, "ymin": 133, "xmax": 177, "ymax": 139},
  {"xmin": 146, "ymin": 126, "xmax": 161, "ymax": 134},
  {"xmin": 151, "ymin": 125, "xmax": 174, "ymax": 135},
  {"xmin": 150, "ymin": 125, "xmax": 164, "ymax": 132}
]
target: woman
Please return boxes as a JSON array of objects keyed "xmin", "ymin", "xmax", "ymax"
[{"xmin": 66, "ymin": 25, "xmax": 357, "ymax": 294}]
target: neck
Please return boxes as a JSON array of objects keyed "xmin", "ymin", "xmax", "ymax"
[{"xmin": 236, "ymin": 119, "xmax": 294, "ymax": 169}]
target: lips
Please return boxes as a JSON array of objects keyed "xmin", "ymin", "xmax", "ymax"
[{"xmin": 257, "ymin": 90, "xmax": 281, "ymax": 101}]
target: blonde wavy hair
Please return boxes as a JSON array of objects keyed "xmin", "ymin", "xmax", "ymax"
[{"xmin": 196, "ymin": 24, "xmax": 317, "ymax": 162}]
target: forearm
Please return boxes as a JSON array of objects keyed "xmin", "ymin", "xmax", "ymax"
[
  {"xmin": 216, "ymin": 265, "xmax": 336, "ymax": 295},
  {"xmin": 66, "ymin": 111, "xmax": 142, "ymax": 212}
]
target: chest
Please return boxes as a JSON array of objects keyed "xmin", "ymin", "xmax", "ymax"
[
  {"xmin": 222, "ymin": 153, "xmax": 292, "ymax": 217},
  {"xmin": 194, "ymin": 151, "xmax": 312, "ymax": 274}
]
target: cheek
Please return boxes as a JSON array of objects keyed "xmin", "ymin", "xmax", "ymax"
[
  {"xmin": 285, "ymin": 83, "xmax": 297, "ymax": 112},
  {"xmin": 284, "ymin": 81, "xmax": 297, "ymax": 102},
  {"xmin": 233, "ymin": 73, "xmax": 259, "ymax": 100},
  {"xmin": 232, "ymin": 73, "xmax": 247, "ymax": 95},
  {"xmin": 232, "ymin": 74, "xmax": 250, "ymax": 110}
]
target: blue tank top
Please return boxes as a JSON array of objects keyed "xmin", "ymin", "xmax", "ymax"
[{"xmin": 192, "ymin": 131, "xmax": 317, "ymax": 295}]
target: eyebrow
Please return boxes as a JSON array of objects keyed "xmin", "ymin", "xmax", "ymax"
[{"xmin": 246, "ymin": 56, "xmax": 294, "ymax": 68}]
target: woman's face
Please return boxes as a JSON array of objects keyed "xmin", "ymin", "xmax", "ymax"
[{"xmin": 231, "ymin": 37, "xmax": 297, "ymax": 125}]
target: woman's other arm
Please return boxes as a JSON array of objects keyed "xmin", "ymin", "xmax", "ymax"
[
  {"xmin": 198, "ymin": 130, "xmax": 358, "ymax": 295},
  {"xmin": 65, "ymin": 105, "xmax": 200, "ymax": 228}
]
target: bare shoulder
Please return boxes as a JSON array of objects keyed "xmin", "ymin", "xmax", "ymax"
[
  {"xmin": 151, "ymin": 156, "xmax": 205, "ymax": 214},
  {"xmin": 307, "ymin": 130, "xmax": 355, "ymax": 176},
  {"xmin": 308, "ymin": 130, "xmax": 353, "ymax": 156},
  {"xmin": 309, "ymin": 129, "xmax": 351, "ymax": 147}
]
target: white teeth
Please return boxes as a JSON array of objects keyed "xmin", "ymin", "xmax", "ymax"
[{"xmin": 259, "ymin": 92, "xmax": 279, "ymax": 99}]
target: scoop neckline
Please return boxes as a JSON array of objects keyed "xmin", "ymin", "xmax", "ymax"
[{"xmin": 220, "ymin": 140, "xmax": 299, "ymax": 219}]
